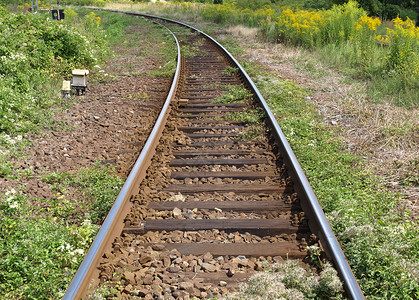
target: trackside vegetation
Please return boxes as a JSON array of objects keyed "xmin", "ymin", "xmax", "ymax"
[
  {"xmin": 0, "ymin": 8, "xmax": 140, "ymax": 299},
  {"xmin": 118, "ymin": 0, "xmax": 418, "ymax": 106},
  {"xmin": 0, "ymin": 6, "xmax": 106, "ymax": 134},
  {"xmin": 1, "ymin": 2, "xmax": 417, "ymax": 299},
  {"xmin": 93, "ymin": 1, "xmax": 418, "ymax": 298},
  {"xmin": 254, "ymin": 74, "xmax": 418, "ymax": 299}
]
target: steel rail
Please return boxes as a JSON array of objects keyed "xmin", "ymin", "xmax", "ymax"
[
  {"xmin": 147, "ymin": 15, "xmax": 365, "ymax": 299},
  {"xmin": 66, "ymin": 10, "xmax": 364, "ymax": 299},
  {"xmin": 63, "ymin": 21, "xmax": 182, "ymax": 300},
  {"xmin": 107, "ymin": 10, "xmax": 364, "ymax": 300}
]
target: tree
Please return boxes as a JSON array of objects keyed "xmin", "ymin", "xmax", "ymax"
[{"xmin": 235, "ymin": 0, "xmax": 271, "ymax": 10}]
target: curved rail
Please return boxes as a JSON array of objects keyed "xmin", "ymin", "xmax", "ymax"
[
  {"xmin": 123, "ymin": 12, "xmax": 364, "ymax": 300},
  {"xmin": 64, "ymin": 21, "xmax": 182, "ymax": 300},
  {"xmin": 65, "ymin": 10, "xmax": 364, "ymax": 300}
]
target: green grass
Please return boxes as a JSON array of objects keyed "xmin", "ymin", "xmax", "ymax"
[
  {"xmin": 146, "ymin": 26, "xmax": 178, "ymax": 77},
  {"xmin": 41, "ymin": 163, "xmax": 124, "ymax": 224},
  {"xmin": 0, "ymin": 9, "xmax": 170, "ymax": 299},
  {"xmin": 251, "ymin": 71, "xmax": 419, "ymax": 299},
  {"xmin": 130, "ymin": 1, "xmax": 418, "ymax": 107},
  {"xmin": 214, "ymin": 84, "xmax": 252, "ymax": 103}
]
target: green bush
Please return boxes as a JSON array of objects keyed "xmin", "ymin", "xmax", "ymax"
[
  {"xmin": 0, "ymin": 9, "xmax": 107, "ymax": 134},
  {"xmin": 253, "ymin": 73, "xmax": 419, "ymax": 299},
  {"xmin": 0, "ymin": 190, "xmax": 98, "ymax": 299},
  {"xmin": 235, "ymin": 0, "xmax": 271, "ymax": 10},
  {"xmin": 382, "ymin": 4, "xmax": 400, "ymax": 20},
  {"xmin": 59, "ymin": 0, "xmax": 107, "ymax": 6}
]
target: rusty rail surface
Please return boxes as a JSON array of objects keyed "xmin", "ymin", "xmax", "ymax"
[
  {"xmin": 64, "ymin": 11, "xmax": 364, "ymax": 300},
  {"xmin": 64, "ymin": 21, "xmax": 182, "ymax": 300}
]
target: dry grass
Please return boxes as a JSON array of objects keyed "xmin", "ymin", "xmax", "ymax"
[
  {"xmin": 241, "ymin": 37, "xmax": 419, "ymax": 213},
  {"xmin": 227, "ymin": 25, "xmax": 259, "ymax": 40},
  {"xmin": 101, "ymin": 2, "xmax": 418, "ymax": 214}
]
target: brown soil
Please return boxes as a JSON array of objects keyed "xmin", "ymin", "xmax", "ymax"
[{"xmin": 0, "ymin": 23, "xmax": 171, "ymax": 216}]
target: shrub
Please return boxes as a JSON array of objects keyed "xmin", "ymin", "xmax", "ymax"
[
  {"xmin": 235, "ymin": 0, "xmax": 271, "ymax": 10},
  {"xmin": 225, "ymin": 260, "xmax": 343, "ymax": 299},
  {"xmin": 384, "ymin": 17, "xmax": 419, "ymax": 90},
  {"xmin": 0, "ymin": 189, "xmax": 98, "ymax": 299},
  {"xmin": 382, "ymin": 4, "xmax": 400, "ymax": 20},
  {"xmin": 0, "ymin": 9, "xmax": 107, "ymax": 134}
]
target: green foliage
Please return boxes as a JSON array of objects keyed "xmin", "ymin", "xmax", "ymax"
[
  {"xmin": 328, "ymin": 0, "xmax": 417, "ymax": 19},
  {"xmin": 0, "ymin": 163, "xmax": 123, "ymax": 299},
  {"xmin": 382, "ymin": 4, "xmax": 400, "ymax": 20},
  {"xmin": 58, "ymin": 0, "xmax": 107, "ymax": 7},
  {"xmin": 228, "ymin": 260, "xmax": 343, "ymax": 299},
  {"xmin": 43, "ymin": 163, "xmax": 124, "ymax": 224},
  {"xmin": 0, "ymin": 9, "xmax": 107, "ymax": 134},
  {"xmin": 69, "ymin": 164, "xmax": 124, "ymax": 224},
  {"xmin": 253, "ymin": 70, "xmax": 419, "ymax": 299},
  {"xmin": 142, "ymin": 23, "xmax": 177, "ymax": 77},
  {"xmin": 214, "ymin": 84, "xmax": 252, "ymax": 103},
  {"xmin": 235, "ymin": 0, "xmax": 271, "ymax": 10},
  {"xmin": 156, "ymin": 1, "xmax": 417, "ymax": 104},
  {"xmin": 222, "ymin": 65, "xmax": 239, "ymax": 75},
  {"xmin": 225, "ymin": 108, "xmax": 264, "ymax": 124},
  {"xmin": 0, "ymin": 190, "xmax": 98, "ymax": 299},
  {"xmin": 225, "ymin": 107, "xmax": 266, "ymax": 140}
]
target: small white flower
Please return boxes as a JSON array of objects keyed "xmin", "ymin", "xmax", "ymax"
[
  {"xmin": 82, "ymin": 219, "xmax": 91, "ymax": 226},
  {"xmin": 9, "ymin": 201, "xmax": 18, "ymax": 209},
  {"xmin": 5, "ymin": 188, "xmax": 16, "ymax": 196},
  {"xmin": 74, "ymin": 249, "xmax": 84, "ymax": 255}
]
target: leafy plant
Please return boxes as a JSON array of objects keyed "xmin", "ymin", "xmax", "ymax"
[
  {"xmin": 142, "ymin": 0, "xmax": 418, "ymax": 105},
  {"xmin": 254, "ymin": 70, "xmax": 419, "ymax": 298},
  {"xmin": 0, "ymin": 190, "xmax": 98, "ymax": 299},
  {"xmin": 226, "ymin": 260, "xmax": 344, "ymax": 299},
  {"xmin": 0, "ymin": 8, "xmax": 108, "ymax": 134},
  {"xmin": 222, "ymin": 66, "xmax": 239, "ymax": 76},
  {"xmin": 214, "ymin": 84, "xmax": 252, "ymax": 103}
]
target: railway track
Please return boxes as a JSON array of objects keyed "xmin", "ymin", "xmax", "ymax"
[{"xmin": 65, "ymin": 11, "xmax": 363, "ymax": 299}]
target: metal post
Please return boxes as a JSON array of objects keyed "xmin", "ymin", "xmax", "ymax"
[{"xmin": 32, "ymin": 0, "xmax": 39, "ymax": 12}]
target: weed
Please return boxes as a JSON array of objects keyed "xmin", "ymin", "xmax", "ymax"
[
  {"xmin": 42, "ymin": 163, "xmax": 124, "ymax": 224},
  {"xmin": 87, "ymin": 281, "xmax": 119, "ymax": 299},
  {"xmin": 238, "ymin": 125, "xmax": 266, "ymax": 141},
  {"xmin": 135, "ymin": 1, "xmax": 418, "ymax": 106},
  {"xmin": 181, "ymin": 44, "xmax": 200, "ymax": 58},
  {"xmin": 148, "ymin": 60, "xmax": 177, "ymax": 78},
  {"xmin": 225, "ymin": 108, "xmax": 265, "ymax": 125},
  {"xmin": 0, "ymin": 189, "xmax": 98, "ymax": 299},
  {"xmin": 225, "ymin": 260, "xmax": 343, "ymax": 299},
  {"xmin": 214, "ymin": 84, "xmax": 252, "ymax": 103},
  {"xmin": 222, "ymin": 66, "xmax": 239, "ymax": 76},
  {"xmin": 0, "ymin": 8, "xmax": 108, "ymax": 135},
  {"xmin": 225, "ymin": 108, "xmax": 266, "ymax": 141},
  {"xmin": 255, "ymin": 70, "xmax": 419, "ymax": 298}
]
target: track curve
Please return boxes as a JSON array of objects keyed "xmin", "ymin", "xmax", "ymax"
[{"xmin": 64, "ymin": 11, "xmax": 364, "ymax": 300}]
